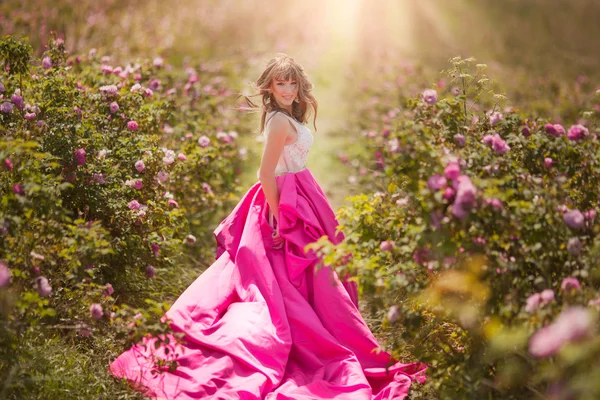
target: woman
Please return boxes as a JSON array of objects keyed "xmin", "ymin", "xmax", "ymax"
[{"xmin": 108, "ymin": 53, "xmax": 427, "ymax": 399}]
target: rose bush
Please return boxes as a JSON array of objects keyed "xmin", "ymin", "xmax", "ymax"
[
  {"xmin": 0, "ymin": 35, "xmax": 249, "ymax": 397},
  {"xmin": 308, "ymin": 57, "xmax": 600, "ymax": 399}
]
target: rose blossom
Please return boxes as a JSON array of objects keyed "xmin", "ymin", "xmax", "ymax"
[
  {"xmin": 42, "ymin": 56, "xmax": 53, "ymax": 69},
  {"xmin": 90, "ymin": 303, "xmax": 103, "ymax": 320},
  {"xmin": 127, "ymin": 121, "xmax": 139, "ymax": 131},
  {"xmin": 74, "ymin": 148, "xmax": 86, "ymax": 166},
  {"xmin": 198, "ymin": 135, "xmax": 211, "ymax": 147},
  {"xmin": 422, "ymin": 89, "xmax": 438, "ymax": 105},
  {"xmin": 0, "ymin": 262, "xmax": 10, "ymax": 287},
  {"xmin": 444, "ymin": 162, "xmax": 460, "ymax": 180},
  {"xmin": 567, "ymin": 124, "xmax": 589, "ymax": 141},
  {"xmin": 454, "ymin": 134, "xmax": 465, "ymax": 147},
  {"xmin": 128, "ymin": 200, "xmax": 142, "ymax": 210},
  {"xmin": 525, "ymin": 293, "xmax": 542, "ymax": 313},
  {"xmin": 380, "ymin": 240, "xmax": 395, "ymax": 252},
  {"xmin": 489, "ymin": 111, "xmax": 503, "ymax": 127},
  {"xmin": 427, "ymin": 174, "xmax": 447, "ymax": 191},
  {"xmin": 157, "ymin": 170, "xmax": 169, "ymax": 182},
  {"xmin": 561, "ymin": 276, "xmax": 581, "ymax": 291},
  {"xmin": 36, "ymin": 276, "xmax": 52, "ymax": 296},
  {"xmin": 135, "ymin": 160, "xmax": 145, "ymax": 172},
  {"xmin": 185, "ymin": 234, "xmax": 196, "ymax": 245},
  {"xmin": 566, "ymin": 237, "xmax": 582, "ymax": 256},
  {"xmin": 563, "ymin": 209, "xmax": 585, "ymax": 229},
  {"xmin": 387, "ymin": 305, "xmax": 400, "ymax": 323}
]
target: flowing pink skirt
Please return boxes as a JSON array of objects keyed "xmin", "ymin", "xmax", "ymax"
[{"xmin": 108, "ymin": 168, "xmax": 427, "ymax": 399}]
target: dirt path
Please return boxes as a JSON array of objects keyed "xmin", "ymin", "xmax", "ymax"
[{"xmin": 297, "ymin": 0, "xmax": 418, "ymax": 211}]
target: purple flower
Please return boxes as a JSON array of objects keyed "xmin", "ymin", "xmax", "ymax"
[
  {"xmin": 0, "ymin": 82, "xmax": 4, "ymax": 92},
  {"xmin": 135, "ymin": 160, "xmax": 145, "ymax": 172},
  {"xmin": 24, "ymin": 112, "xmax": 36, "ymax": 120},
  {"xmin": 130, "ymin": 83, "xmax": 142, "ymax": 93},
  {"xmin": 36, "ymin": 276, "xmax": 52, "ymax": 297},
  {"xmin": 92, "ymin": 173, "xmax": 106, "ymax": 184},
  {"xmin": 74, "ymin": 148, "xmax": 86, "ymax": 166},
  {"xmin": 584, "ymin": 209, "xmax": 596, "ymax": 222},
  {"xmin": 422, "ymin": 89, "xmax": 438, "ymax": 105},
  {"xmin": 567, "ymin": 124, "xmax": 589, "ymax": 141},
  {"xmin": 153, "ymin": 57, "xmax": 164, "ymax": 67},
  {"xmin": 444, "ymin": 162, "xmax": 460, "ymax": 180},
  {"xmin": 11, "ymin": 93, "xmax": 24, "ymax": 110},
  {"xmin": 525, "ymin": 293, "xmax": 541, "ymax": 313},
  {"xmin": 567, "ymin": 237, "xmax": 582, "ymax": 256},
  {"xmin": 443, "ymin": 187, "xmax": 455, "ymax": 201},
  {"xmin": 486, "ymin": 198, "xmax": 504, "ymax": 210},
  {"xmin": 202, "ymin": 182, "xmax": 213, "ymax": 194},
  {"xmin": 545, "ymin": 123, "xmax": 565, "ymax": 138},
  {"xmin": 522, "ymin": 126, "xmax": 531, "ymax": 137},
  {"xmin": 12, "ymin": 184, "xmax": 24, "ymax": 195},
  {"xmin": 482, "ymin": 134, "xmax": 494, "ymax": 146},
  {"xmin": 529, "ymin": 324, "xmax": 563, "ymax": 358},
  {"xmin": 99, "ymin": 84, "xmax": 118, "ymax": 95},
  {"xmin": 553, "ymin": 306, "xmax": 592, "ymax": 341},
  {"xmin": 454, "ymin": 134, "xmax": 465, "ymax": 147},
  {"xmin": 4, "ymin": 158, "xmax": 13, "ymax": 171},
  {"xmin": 387, "ymin": 305, "xmax": 400, "ymax": 323},
  {"xmin": 491, "ymin": 135, "xmax": 510, "ymax": 154},
  {"xmin": 42, "ymin": 56, "xmax": 53, "ymax": 69},
  {"xmin": 103, "ymin": 283, "xmax": 114, "ymax": 297},
  {"xmin": 151, "ymin": 243, "xmax": 160, "ymax": 257},
  {"xmin": 0, "ymin": 262, "xmax": 11, "ymax": 287},
  {"xmin": 128, "ymin": 200, "xmax": 141, "ymax": 210},
  {"xmin": 109, "ymin": 101, "xmax": 119, "ymax": 114},
  {"xmin": 185, "ymin": 234, "xmax": 196, "ymax": 245},
  {"xmin": 127, "ymin": 121, "xmax": 139, "ymax": 131},
  {"xmin": 563, "ymin": 209, "xmax": 585, "ymax": 229},
  {"xmin": 540, "ymin": 289, "xmax": 555, "ymax": 304},
  {"xmin": 427, "ymin": 174, "xmax": 447, "ymax": 191},
  {"xmin": 157, "ymin": 170, "xmax": 169, "ymax": 183},
  {"xmin": 132, "ymin": 179, "xmax": 143, "ymax": 190},
  {"xmin": 489, "ymin": 111, "xmax": 503, "ymax": 127},
  {"xmin": 452, "ymin": 175, "xmax": 477, "ymax": 218},
  {"xmin": 1, "ymin": 101, "xmax": 13, "ymax": 113},
  {"xmin": 544, "ymin": 157, "xmax": 553, "ymax": 168},
  {"xmin": 561, "ymin": 276, "xmax": 581, "ymax": 291},
  {"xmin": 554, "ymin": 124, "xmax": 565, "ymax": 135},
  {"xmin": 168, "ymin": 199, "xmax": 179, "ymax": 208},
  {"xmin": 90, "ymin": 303, "xmax": 103, "ymax": 320},
  {"xmin": 380, "ymin": 240, "xmax": 395, "ymax": 252},
  {"xmin": 198, "ymin": 135, "xmax": 211, "ymax": 147},
  {"xmin": 145, "ymin": 265, "xmax": 156, "ymax": 278}
]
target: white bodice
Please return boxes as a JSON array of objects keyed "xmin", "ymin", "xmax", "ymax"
[{"xmin": 263, "ymin": 111, "xmax": 314, "ymax": 176}]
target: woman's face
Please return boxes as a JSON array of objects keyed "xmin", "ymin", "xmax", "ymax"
[{"xmin": 270, "ymin": 77, "xmax": 298, "ymax": 108}]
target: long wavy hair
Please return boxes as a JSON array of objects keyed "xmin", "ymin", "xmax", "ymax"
[{"xmin": 239, "ymin": 53, "xmax": 318, "ymax": 134}]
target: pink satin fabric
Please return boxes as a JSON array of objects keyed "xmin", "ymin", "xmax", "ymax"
[{"xmin": 108, "ymin": 168, "xmax": 427, "ymax": 399}]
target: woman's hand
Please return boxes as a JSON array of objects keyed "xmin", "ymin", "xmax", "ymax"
[{"xmin": 272, "ymin": 227, "xmax": 284, "ymax": 249}]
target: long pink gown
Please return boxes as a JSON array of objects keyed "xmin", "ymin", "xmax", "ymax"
[{"xmin": 108, "ymin": 111, "xmax": 427, "ymax": 399}]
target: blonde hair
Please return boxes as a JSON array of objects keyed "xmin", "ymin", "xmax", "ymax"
[{"xmin": 239, "ymin": 53, "xmax": 318, "ymax": 134}]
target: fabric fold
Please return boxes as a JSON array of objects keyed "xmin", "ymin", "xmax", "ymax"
[{"xmin": 108, "ymin": 168, "xmax": 427, "ymax": 399}]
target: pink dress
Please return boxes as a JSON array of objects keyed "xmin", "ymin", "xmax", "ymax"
[{"xmin": 107, "ymin": 111, "xmax": 427, "ymax": 399}]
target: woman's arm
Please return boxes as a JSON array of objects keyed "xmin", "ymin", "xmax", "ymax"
[{"xmin": 258, "ymin": 115, "xmax": 290, "ymax": 226}]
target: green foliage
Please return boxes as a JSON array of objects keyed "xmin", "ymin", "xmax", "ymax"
[
  {"xmin": 0, "ymin": 35, "xmax": 250, "ymax": 398},
  {"xmin": 0, "ymin": 35, "xmax": 32, "ymax": 76},
  {"xmin": 316, "ymin": 56, "xmax": 600, "ymax": 399}
]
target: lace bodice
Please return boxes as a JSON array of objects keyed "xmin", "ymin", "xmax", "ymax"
[{"xmin": 262, "ymin": 111, "xmax": 314, "ymax": 176}]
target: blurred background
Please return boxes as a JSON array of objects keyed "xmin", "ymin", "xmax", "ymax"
[{"xmin": 3, "ymin": 0, "xmax": 600, "ymax": 210}]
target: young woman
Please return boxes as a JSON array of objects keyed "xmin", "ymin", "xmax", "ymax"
[{"xmin": 108, "ymin": 53, "xmax": 427, "ymax": 399}]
